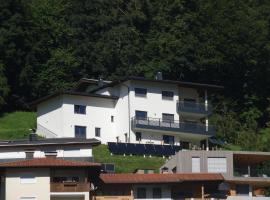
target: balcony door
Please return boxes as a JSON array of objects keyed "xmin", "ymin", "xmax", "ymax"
[{"xmin": 135, "ymin": 110, "xmax": 147, "ymax": 120}]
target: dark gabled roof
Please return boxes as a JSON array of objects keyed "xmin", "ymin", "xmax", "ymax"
[
  {"xmin": 0, "ymin": 137, "xmax": 101, "ymax": 148},
  {"xmin": 0, "ymin": 157, "xmax": 101, "ymax": 168},
  {"xmin": 30, "ymin": 90, "xmax": 119, "ymax": 107},
  {"xmin": 91, "ymin": 76, "xmax": 224, "ymax": 93},
  {"xmin": 72, "ymin": 78, "xmax": 112, "ymax": 91},
  {"xmin": 100, "ymin": 173, "xmax": 224, "ymax": 184}
]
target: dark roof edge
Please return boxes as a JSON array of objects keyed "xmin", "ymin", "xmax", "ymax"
[
  {"xmin": 91, "ymin": 76, "xmax": 224, "ymax": 93},
  {"xmin": 30, "ymin": 91, "xmax": 118, "ymax": 107},
  {"xmin": 0, "ymin": 138, "xmax": 101, "ymax": 148}
]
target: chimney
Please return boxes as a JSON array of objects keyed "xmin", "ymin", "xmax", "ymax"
[
  {"xmin": 29, "ymin": 133, "xmax": 38, "ymax": 142},
  {"xmin": 155, "ymin": 72, "xmax": 163, "ymax": 80},
  {"xmin": 98, "ymin": 77, "xmax": 104, "ymax": 87}
]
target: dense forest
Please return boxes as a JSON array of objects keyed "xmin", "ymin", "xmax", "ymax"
[{"xmin": 1, "ymin": 0, "xmax": 270, "ymax": 150}]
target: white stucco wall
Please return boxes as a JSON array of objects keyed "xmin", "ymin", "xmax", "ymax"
[
  {"xmin": 0, "ymin": 147, "xmax": 92, "ymax": 161},
  {"xmin": 5, "ymin": 168, "xmax": 50, "ymax": 200},
  {"xmin": 62, "ymin": 94, "xmax": 116, "ymax": 143},
  {"xmin": 37, "ymin": 95, "xmax": 64, "ymax": 137}
]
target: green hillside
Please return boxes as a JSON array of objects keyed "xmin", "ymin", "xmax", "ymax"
[
  {"xmin": 93, "ymin": 144, "xmax": 165, "ymax": 173},
  {"xmin": 0, "ymin": 112, "xmax": 36, "ymax": 139}
]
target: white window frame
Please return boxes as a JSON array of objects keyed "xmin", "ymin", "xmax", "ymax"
[
  {"xmin": 207, "ymin": 157, "xmax": 227, "ymax": 173},
  {"xmin": 192, "ymin": 157, "xmax": 201, "ymax": 172}
]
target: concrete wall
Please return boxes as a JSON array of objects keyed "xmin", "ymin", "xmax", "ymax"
[
  {"xmin": 162, "ymin": 151, "xmax": 234, "ymax": 178},
  {"xmin": 5, "ymin": 168, "xmax": 50, "ymax": 200}
]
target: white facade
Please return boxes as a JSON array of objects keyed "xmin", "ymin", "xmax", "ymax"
[{"xmin": 37, "ymin": 79, "xmax": 214, "ymax": 146}]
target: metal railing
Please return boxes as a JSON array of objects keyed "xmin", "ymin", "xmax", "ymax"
[
  {"xmin": 234, "ymin": 167, "xmax": 270, "ymax": 178},
  {"xmin": 132, "ymin": 117, "xmax": 215, "ymax": 136},
  {"xmin": 177, "ymin": 101, "xmax": 212, "ymax": 115}
]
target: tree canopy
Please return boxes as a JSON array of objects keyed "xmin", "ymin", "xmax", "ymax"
[{"xmin": 1, "ymin": 0, "xmax": 270, "ymax": 150}]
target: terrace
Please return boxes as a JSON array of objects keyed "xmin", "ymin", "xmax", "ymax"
[
  {"xmin": 131, "ymin": 117, "xmax": 215, "ymax": 137},
  {"xmin": 177, "ymin": 100, "xmax": 212, "ymax": 116}
]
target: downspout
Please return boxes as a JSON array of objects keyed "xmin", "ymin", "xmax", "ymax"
[{"xmin": 122, "ymin": 83, "xmax": 131, "ymax": 143}]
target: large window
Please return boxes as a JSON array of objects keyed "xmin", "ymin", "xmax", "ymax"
[
  {"xmin": 153, "ymin": 187, "xmax": 162, "ymax": 198},
  {"xmin": 207, "ymin": 157, "xmax": 227, "ymax": 173},
  {"xmin": 162, "ymin": 113, "xmax": 174, "ymax": 123},
  {"xmin": 20, "ymin": 174, "xmax": 36, "ymax": 184},
  {"xmin": 75, "ymin": 126, "xmax": 86, "ymax": 138},
  {"xmin": 162, "ymin": 91, "xmax": 174, "ymax": 99},
  {"xmin": 135, "ymin": 110, "xmax": 147, "ymax": 120},
  {"xmin": 95, "ymin": 127, "xmax": 101, "ymax": 137},
  {"xmin": 163, "ymin": 135, "xmax": 174, "ymax": 145},
  {"xmin": 236, "ymin": 184, "xmax": 249, "ymax": 196},
  {"xmin": 135, "ymin": 88, "xmax": 147, "ymax": 97},
  {"xmin": 137, "ymin": 188, "xmax": 146, "ymax": 199},
  {"xmin": 136, "ymin": 132, "xmax": 142, "ymax": 141},
  {"xmin": 192, "ymin": 157, "xmax": 201, "ymax": 172},
  {"xmin": 74, "ymin": 105, "xmax": 86, "ymax": 114}
]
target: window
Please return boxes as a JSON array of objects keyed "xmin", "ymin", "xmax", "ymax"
[
  {"xmin": 136, "ymin": 132, "xmax": 142, "ymax": 141},
  {"xmin": 162, "ymin": 91, "xmax": 174, "ymax": 99},
  {"xmin": 163, "ymin": 135, "xmax": 174, "ymax": 145},
  {"xmin": 207, "ymin": 157, "xmax": 227, "ymax": 173},
  {"xmin": 135, "ymin": 88, "xmax": 147, "ymax": 97},
  {"xmin": 135, "ymin": 110, "xmax": 147, "ymax": 120},
  {"xmin": 137, "ymin": 188, "xmax": 146, "ymax": 199},
  {"xmin": 111, "ymin": 116, "xmax": 114, "ymax": 122},
  {"xmin": 95, "ymin": 127, "xmax": 101, "ymax": 137},
  {"xmin": 236, "ymin": 184, "xmax": 249, "ymax": 196},
  {"xmin": 192, "ymin": 157, "xmax": 201, "ymax": 172},
  {"xmin": 180, "ymin": 141, "xmax": 190, "ymax": 149},
  {"xmin": 75, "ymin": 126, "xmax": 86, "ymax": 138},
  {"xmin": 153, "ymin": 188, "xmax": 162, "ymax": 198},
  {"xmin": 20, "ymin": 174, "xmax": 36, "ymax": 184},
  {"xmin": 101, "ymin": 163, "xmax": 115, "ymax": 173},
  {"xmin": 162, "ymin": 113, "xmax": 174, "ymax": 123},
  {"xmin": 74, "ymin": 105, "xmax": 86, "ymax": 114}
]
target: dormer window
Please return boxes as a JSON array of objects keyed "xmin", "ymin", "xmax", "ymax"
[{"xmin": 135, "ymin": 88, "xmax": 147, "ymax": 97}]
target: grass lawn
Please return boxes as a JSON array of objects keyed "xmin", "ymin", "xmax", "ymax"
[
  {"xmin": 0, "ymin": 111, "xmax": 36, "ymax": 139},
  {"xmin": 93, "ymin": 144, "xmax": 166, "ymax": 173}
]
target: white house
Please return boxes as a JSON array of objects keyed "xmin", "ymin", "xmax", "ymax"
[{"xmin": 34, "ymin": 74, "xmax": 223, "ymax": 149}]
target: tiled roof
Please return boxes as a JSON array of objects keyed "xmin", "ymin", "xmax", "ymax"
[
  {"xmin": 0, "ymin": 158, "xmax": 101, "ymax": 168},
  {"xmin": 100, "ymin": 173, "xmax": 224, "ymax": 184}
]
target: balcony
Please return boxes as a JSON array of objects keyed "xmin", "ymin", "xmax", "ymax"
[
  {"xmin": 131, "ymin": 117, "xmax": 215, "ymax": 136},
  {"xmin": 50, "ymin": 182, "xmax": 90, "ymax": 192},
  {"xmin": 234, "ymin": 168, "xmax": 270, "ymax": 178},
  {"xmin": 177, "ymin": 101, "xmax": 212, "ymax": 116}
]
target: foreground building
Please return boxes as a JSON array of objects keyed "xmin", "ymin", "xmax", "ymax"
[
  {"xmin": 95, "ymin": 173, "xmax": 225, "ymax": 200},
  {"xmin": 0, "ymin": 157, "xmax": 101, "ymax": 200},
  {"xmin": 34, "ymin": 75, "xmax": 223, "ymax": 152},
  {"xmin": 0, "ymin": 134, "xmax": 100, "ymax": 162},
  {"xmin": 161, "ymin": 150, "xmax": 270, "ymax": 199}
]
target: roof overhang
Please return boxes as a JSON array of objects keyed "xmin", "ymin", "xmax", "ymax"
[{"xmin": 233, "ymin": 152, "xmax": 270, "ymax": 165}]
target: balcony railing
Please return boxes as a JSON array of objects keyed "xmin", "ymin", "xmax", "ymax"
[
  {"xmin": 177, "ymin": 101, "xmax": 212, "ymax": 115},
  {"xmin": 131, "ymin": 117, "xmax": 215, "ymax": 136},
  {"xmin": 234, "ymin": 168, "xmax": 270, "ymax": 178},
  {"xmin": 50, "ymin": 182, "xmax": 90, "ymax": 192}
]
